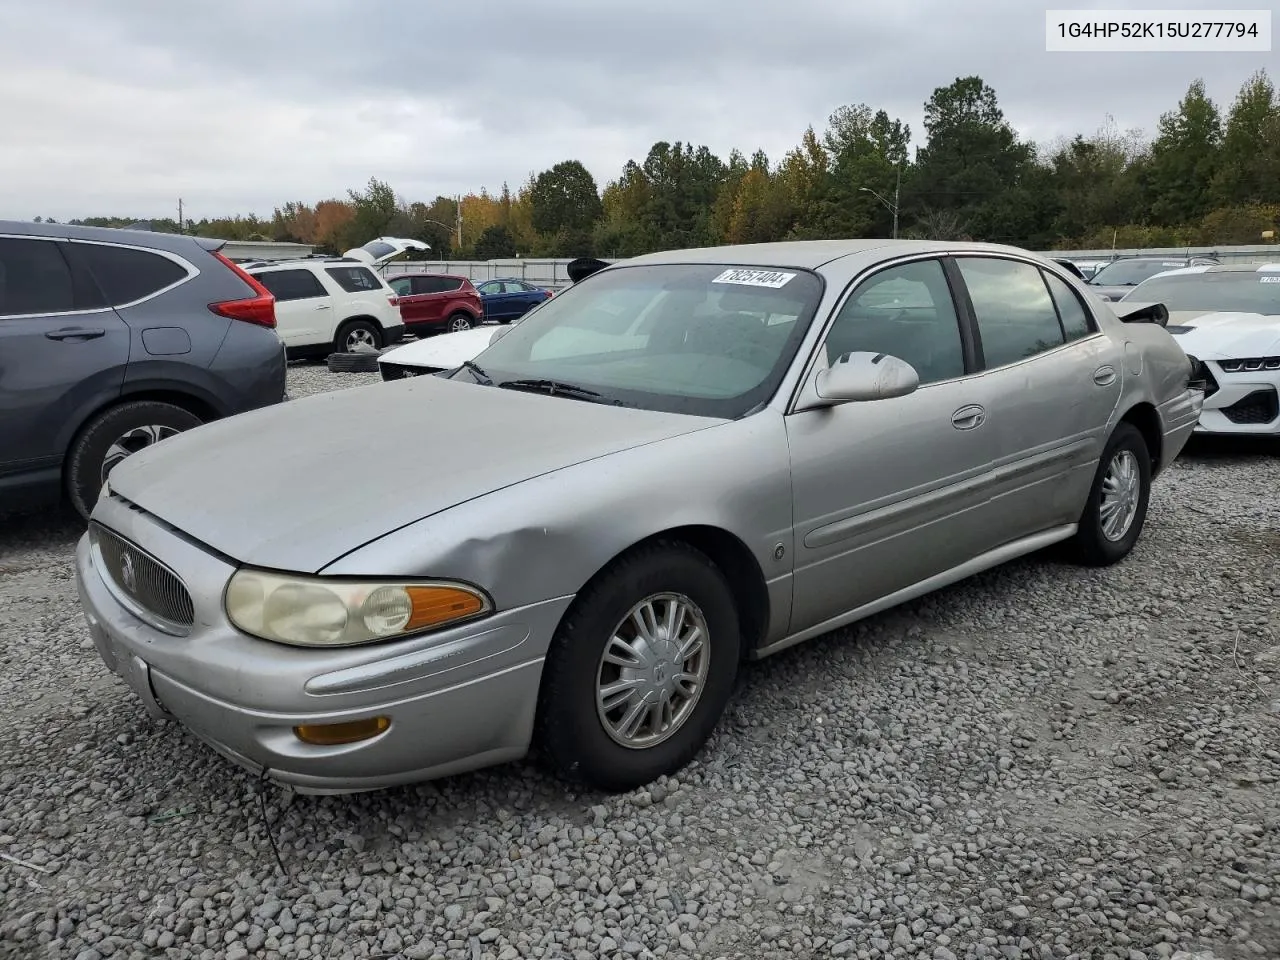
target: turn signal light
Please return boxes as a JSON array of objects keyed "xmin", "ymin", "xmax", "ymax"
[
  {"xmin": 293, "ymin": 716, "xmax": 391, "ymax": 745},
  {"xmin": 405, "ymin": 586, "xmax": 486, "ymax": 630}
]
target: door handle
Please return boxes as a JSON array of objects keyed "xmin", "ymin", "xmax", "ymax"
[
  {"xmin": 1093, "ymin": 365, "xmax": 1117, "ymax": 386},
  {"xmin": 314, "ymin": 304, "xmax": 331, "ymax": 310},
  {"xmin": 951, "ymin": 404, "xmax": 986, "ymax": 430},
  {"xmin": 45, "ymin": 327, "xmax": 106, "ymax": 341}
]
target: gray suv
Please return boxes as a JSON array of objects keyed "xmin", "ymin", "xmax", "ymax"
[{"xmin": 0, "ymin": 221, "xmax": 287, "ymax": 519}]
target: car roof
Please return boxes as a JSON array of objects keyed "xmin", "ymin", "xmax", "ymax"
[
  {"xmin": 0, "ymin": 218, "xmax": 226, "ymax": 257},
  {"xmin": 619, "ymin": 239, "xmax": 1050, "ymax": 271},
  {"xmin": 1139, "ymin": 262, "xmax": 1280, "ymax": 279},
  {"xmin": 393, "ymin": 272, "xmax": 470, "ymax": 280},
  {"xmin": 247, "ymin": 257, "xmax": 364, "ymax": 271}
]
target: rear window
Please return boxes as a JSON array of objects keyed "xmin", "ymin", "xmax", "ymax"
[
  {"xmin": 1126, "ymin": 271, "xmax": 1280, "ymax": 315},
  {"xmin": 358, "ymin": 241, "xmax": 398, "ymax": 261},
  {"xmin": 67, "ymin": 242, "xmax": 190, "ymax": 306},
  {"xmin": 326, "ymin": 266, "xmax": 385, "ymax": 293},
  {"xmin": 255, "ymin": 268, "xmax": 328, "ymax": 302}
]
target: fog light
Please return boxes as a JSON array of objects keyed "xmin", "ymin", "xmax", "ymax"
[{"xmin": 293, "ymin": 716, "xmax": 390, "ymax": 745}]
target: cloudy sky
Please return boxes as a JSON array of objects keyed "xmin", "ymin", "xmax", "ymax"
[{"xmin": 0, "ymin": 0, "xmax": 1270, "ymax": 222}]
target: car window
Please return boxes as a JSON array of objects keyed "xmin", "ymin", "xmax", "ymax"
[
  {"xmin": 0, "ymin": 238, "xmax": 77, "ymax": 316},
  {"xmin": 1090, "ymin": 259, "xmax": 1186, "ymax": 287},
  {"xmin": 388, "ymin": 277, "xmax": 413, "ymax": 297},
  {"xmin": 823, "ymin": 259, "xmax": 965, "ymax": 385},
  {"xmin": 1043, "ymin": 271, "xmax": 1094, "ymax": 341},
  {"xmin": 431, "ymin": 277, "xmax": 463, "ymax": 292},
  {"xmin": 255, "ymin": 268, "xmax": 328, "ymax": 302},
  {"xmin": 471, "ymin": 263, "xmax": 824, "ymax": 418},
  {"xmin": 504, "ymin": 281, "xmax": 529, "ymax": 293},
  {"xmin": 1124, "ymin": 271, "xmax": 1280, "ymax": 315},
  {"xmin": 477, "ymin": 281, "xmax": 501, "ymax": 295},
  {"xmin": 325, "ymin": 266, "xmax": 383, "ymax": 293},
  {"xmin": 957, "ymin": 257, "xmax": 1065, "ymax": 369},
  {"xmin": 68, "ymin": 242, "xmax": 189, "ymax": 307}
]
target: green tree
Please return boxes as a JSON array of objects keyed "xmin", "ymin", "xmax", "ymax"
[
  {"xmin": 820, "ymin": 103, "xmax": 912, "ymax": 238},
  {"xmin": 473, "ymin": 224, "xmax": 518, "ymax": 259},
  {"xmin": 529, "ymin": 160, "xmax": 603, "ymax": 236},
  {"xmin": 1212, "ymin": 70, "xmax": 1279, "ymax": 206},
  {"xmin": 1147, "ymin": 79, "xmax": 1223, "ymax": 225},
  {"xmin": 907, "ymin": 76, "xmax": 1034, "ymax": 239}
]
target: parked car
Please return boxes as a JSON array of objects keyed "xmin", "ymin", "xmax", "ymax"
[
  {"xmin": 1121, "ymin": 263, "xmax": 1280, "ymax": 435},
  {"xmin": 476, "ymin": 277, "xmax": 552, "ymax": 322},
  {"xmin": 0, "ymin": 220, "xmax": 286, "ymax": 519},
  {"xmin": 76, "ymin": 239, "xmax": 1201, "ymax": 796},
  {"xmin": 245, "ymin": 238, "xmax": 427, "ymax": 358},
  {"xmin": 385, "ymin": 273, "xmax": 484, "ymax": 336},
  {"xmin": 1087, "ymin": 255, "xmax": 1219, "ymax": 301},
  {"xmin": 378, "ymin": 257, "xmax": 613, "ymax": 379}
]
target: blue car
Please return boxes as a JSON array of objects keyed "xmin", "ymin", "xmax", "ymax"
[{"xmin": 475, "ymin": 277, "xmax": 552, "ymax": 323}]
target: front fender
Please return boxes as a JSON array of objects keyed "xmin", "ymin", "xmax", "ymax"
[{"xmin": 321, "ymin": 413, "xmax": 797, "ymax": 637}]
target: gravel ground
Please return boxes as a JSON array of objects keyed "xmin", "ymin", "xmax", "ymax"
[{"xmin": 1, "ymin": 366, "xmax": 1277, "ymax": 960}]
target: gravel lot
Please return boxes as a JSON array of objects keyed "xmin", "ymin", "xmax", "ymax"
[{"xmin": 1, "ymin": 364, "xmax": 1277, "ymax": 960}]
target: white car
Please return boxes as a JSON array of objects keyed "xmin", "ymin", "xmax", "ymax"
[
  {"xmin": 378, "ymin": 325, "xmax": 502, "ymax": 380},
  {"xmin": 248, "ymin": 238, "xmax": 429, "ymax": 359},
  {"xmin": 1122, "ymin": 262, "xmax": 1280, "ymax": 435}
]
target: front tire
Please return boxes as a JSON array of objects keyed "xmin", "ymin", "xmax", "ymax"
[
  {"xmin": 535, "ymin": 541, "xmax": 741, "ymax": 792},
  {"xmin": 1068, "ymin": 422, "xmax": 1151, "ymax": 566},
  {"xmin": 335, "ymin": 319, "xmax": 382, "ymax": 354},
  {"xmin": 66, "ymin": 401, "xmax": 202, "ymax": 519}
]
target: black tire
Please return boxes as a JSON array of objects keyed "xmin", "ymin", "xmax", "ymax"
[
  {"xmin": 535, "ymin": 540, "xmax": 741, "ymax": 792},
  {"xmin": 1068, "ymin": 422, "xmax": 1151, "ymax": 566},
  {"xmin": 327, "ymin": 352, "xmax": 380, "ymax": 373},
  {"xmin": 445, "ymin": 312, "xmax": 475, "ymax": 333},
  {"xmin": 334, "ymin": 319, "xmax": 382, "ymax": 354},
  {"xmin": 66, "ymin": 401, "xmax": 202, "ymax": 519}
]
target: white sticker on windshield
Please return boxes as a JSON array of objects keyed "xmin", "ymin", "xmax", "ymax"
[
  {"xmin": 1161, "ymin": 262, "xmax": 1183, "ymax": 266},
  {"xmin": 1260, "ymin": 276, "xmax": 1280, "ymax": 283},
  {"xmin": 712, "ymin": 268, "xmax": 796, "ymax": 288}
]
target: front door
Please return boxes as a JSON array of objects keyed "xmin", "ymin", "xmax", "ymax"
[{"xmin": 785, "ymin": 256, "xmax": 1001, "ymax": 635}]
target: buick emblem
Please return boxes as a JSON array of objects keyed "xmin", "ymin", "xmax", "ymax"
[{"xmin": 120, "ymin": 552, "xmax": 138, "ymax": 593}]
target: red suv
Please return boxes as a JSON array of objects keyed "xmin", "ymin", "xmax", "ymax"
[{"xmin": 386, "ymin": 273, "xmax": 484, "ymax": 335}]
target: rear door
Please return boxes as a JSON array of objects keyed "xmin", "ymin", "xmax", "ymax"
[
  {"xmin": 0, "ymin": 235, "xmax": 129, "ymax": 484},
  {"xmin": 413, "ymin": 276, "xmax": 454, "ymax": 325},
  {"xmin": 947, "ymin": 255, "xmax": 1124, "ymax": 544},
  {"xmin": 341, "ymin": 237, "xmax": 430, "ymax": 266},
  {"xmin": 252, "ymin": 268, "xmax": 332, "ymax": 347}
]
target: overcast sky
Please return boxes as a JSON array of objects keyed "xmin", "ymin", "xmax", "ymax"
[{"xmin": 0, "ymin": 0, "xmax": 1270, "ymax": 222}]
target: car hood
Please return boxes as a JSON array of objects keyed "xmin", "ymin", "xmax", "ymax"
[
  {"xmin": 379, "ymin": 327, "xmax": 497, "ymax": 371},
  {"xmin": 1165, "ymin": 310, "xmax": 1280, "ymax": 360},
  {"xmin": 104, "ymin": 376, "xmax": 715, "ymax": 572}
]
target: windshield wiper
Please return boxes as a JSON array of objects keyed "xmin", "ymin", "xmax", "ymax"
[
  {"xmin": 458, "ymin": 360, "xmax": 492, "ymax": 384},
  {"xmin": 497, "ymin": 378, "xmax": 625, "ymax": 405}
]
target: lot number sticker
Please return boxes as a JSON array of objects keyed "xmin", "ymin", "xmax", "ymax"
[
  {"xmin": 712, "ymin": 268, "xmax": 796, "ymax": 288},
  {"xmin": 1260, "ymin": 276, "xmax": 1280, "ymax": 283}
]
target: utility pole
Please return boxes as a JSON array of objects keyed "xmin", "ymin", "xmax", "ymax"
[
  {"xmin": 455, "ymin": 194, "xmax": 463, "ymax": 250},
  {"xmin": 859, "ymin": 165, "xmax": 901, "ymax": 240},
  {"xmin": 177, "ymin": 198, "xmax": 184, "ymax": 234}
]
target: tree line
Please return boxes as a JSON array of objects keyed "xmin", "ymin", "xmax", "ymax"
[{"xmin": 50, "ymin": 71, "xmax": 1280, "ymax": 259}]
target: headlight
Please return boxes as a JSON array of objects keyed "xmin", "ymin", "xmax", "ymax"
[{"xmin": 225, "ymin": 569, "xmax": 491, "ymax": 647}]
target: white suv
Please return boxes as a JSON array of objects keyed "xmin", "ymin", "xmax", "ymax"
[{"xmin": 246, "ymin": 237, "xmax": 429, "ymax": 358}]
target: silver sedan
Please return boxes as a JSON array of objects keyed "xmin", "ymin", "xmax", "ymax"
[{"xmin": 75, "ymin": 240, "xmax": 1203, "ymax": 795}]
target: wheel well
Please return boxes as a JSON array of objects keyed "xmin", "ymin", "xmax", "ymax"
[
  {"xmin": 589, "ymin": 525, "xmax": 771, "ymax": 657},
  {"xmin": 337, "ymin": 314, "xmax": 383, "ymax": 331},
  {"xmin": 1119, "ymin": 402, "xmax": 1163, "ymax": 476}
]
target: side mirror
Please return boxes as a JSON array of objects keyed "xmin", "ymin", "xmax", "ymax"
[
  {"xmin": 811, "ymin": 351, "xmax": 920, "ymax": 405},
  {"xmin": 489, "ymin": 326, "xmax": 510, "ymax": 345}
]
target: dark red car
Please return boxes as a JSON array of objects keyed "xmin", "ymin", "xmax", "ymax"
[{"xmin": 386, "ymin": 273, "xmax": 484, "ymax": 335}]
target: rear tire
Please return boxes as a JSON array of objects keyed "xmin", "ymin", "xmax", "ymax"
[
  {"xmin": 66, "ymin": 401, "xmax": 202, "ymax": 519},
  {"xmin": 446, "ymin": 312, "xmax": 474, "ymax": 333},
  {"xmin": 535, "ymin": 541, "xmax": 741, "ymax": 792},
  {"xmin": 335, "ymin": 319, "xmax": 382, "ymax": 354},
  {"xmin": 1068, "ymin": 422, "xmax": 1151, "ymax": 566}
]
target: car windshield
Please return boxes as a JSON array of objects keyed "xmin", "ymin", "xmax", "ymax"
[
  {"xmin": 458, "ymin": 263, "xmax": 824, "ymax": 417},
  {"xmin": 1123, "ymin": 271, "xmax": 1280, "ymax": 315},
  {"xmin": 1090, "ymin": 259, "xmax": 1186, "ymax": 286}
]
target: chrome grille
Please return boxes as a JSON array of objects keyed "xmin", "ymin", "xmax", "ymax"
[{"xmin": 91, "ymin": 524, "xmax": 194, "ymax": 628}]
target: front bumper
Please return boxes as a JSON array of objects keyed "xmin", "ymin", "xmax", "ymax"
[
  {"xmin": 75, "ymin": 496, "xmax": 571, "ymax": 794},
  {"xmin": 1194, "ymin": 364, "xmax": 1279, "ymax": 435}
]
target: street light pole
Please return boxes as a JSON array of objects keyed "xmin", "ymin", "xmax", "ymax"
[{"xmin": 859, "ymin": 166, "xmax": 901, "ymax": 239}]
